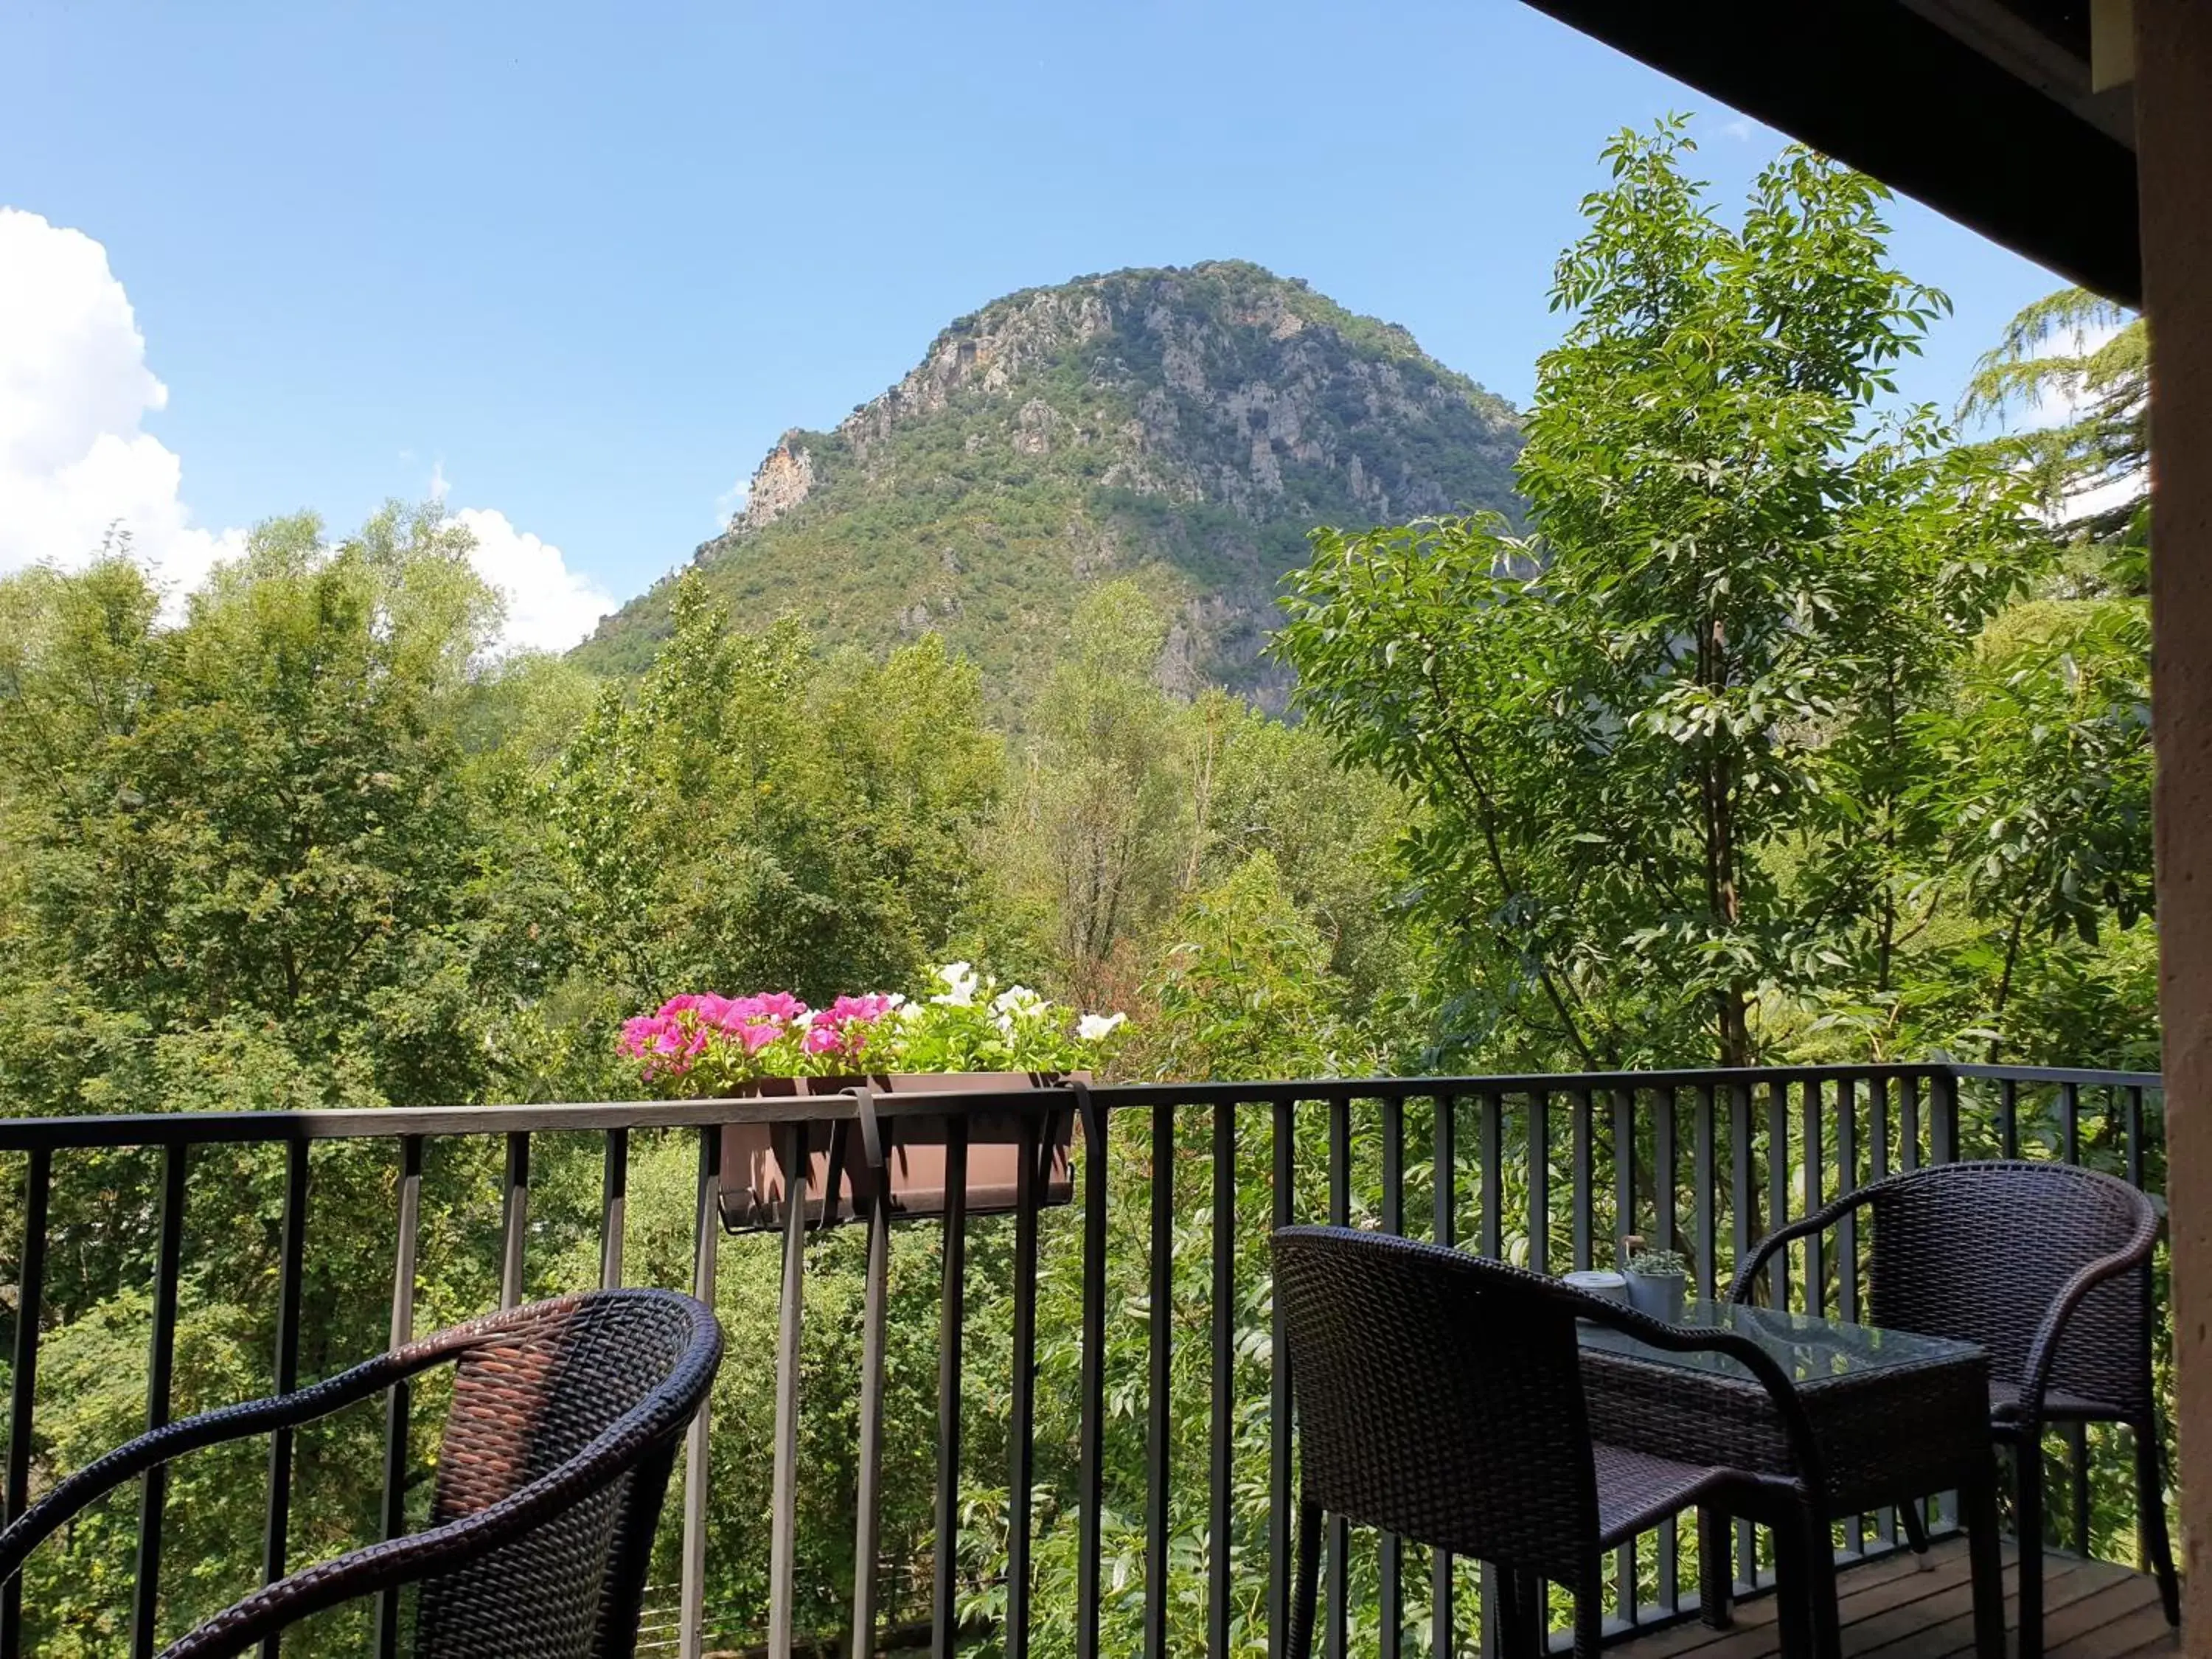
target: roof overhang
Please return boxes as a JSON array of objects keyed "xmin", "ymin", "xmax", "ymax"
[{"xmin": 1517, "ymin": 1, "xmax": 2141, "ymax": 305}]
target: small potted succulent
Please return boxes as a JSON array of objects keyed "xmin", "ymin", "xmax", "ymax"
[{"xmin": 1621, "ymin": 1237, "xmax": 1689, "ymax": 1323}]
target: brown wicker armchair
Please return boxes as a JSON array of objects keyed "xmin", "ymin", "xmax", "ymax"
[
  {"xmin": 0, "ymin": 1288, "xmax": 723, "ymax": 1659},
  {"xmin": 1272, "ymin": 1225, "xmax": 1837, "ymax": 1659},
  {"xmin": 1731, "ymin": 1158, "xmax": 2178, "ymax": 1659}
]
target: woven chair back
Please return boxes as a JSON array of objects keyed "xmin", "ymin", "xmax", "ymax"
[
  {"xmin": 1866, "ymin": 1160, "xmax": 2152, "ymax": 1413},
  {"xmin": 1272, "ymin": 1225, "xmax": 1599, "ymax": 1579},
  {"xmin": 414, "ymin": 1293, "xmax": 706, "ymax": 1658}
]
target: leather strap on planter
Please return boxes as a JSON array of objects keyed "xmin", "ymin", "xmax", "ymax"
[
  {"xmin": 850, "ymin": 1082, "xmax": 886, "ymax": 1176},
  {"xmin": 1064, "ymin": 1076, "xmax": 1098, "ymax": 1164}
]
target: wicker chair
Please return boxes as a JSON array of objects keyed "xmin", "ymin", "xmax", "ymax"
[
  {"xmin": 1272, "ymin": 1225, "xmax": 1837, "ymax": 1659},
  {"xmin": 0, "ymin": 1287, "xmax": 723, "ymax": 1659},
  {"xmin": 1731, "ymin": 1158, "xmax": 2179, "ymax": 1658}
]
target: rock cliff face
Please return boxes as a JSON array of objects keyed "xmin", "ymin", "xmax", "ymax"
[{"xmin": 578, "ymin": 260, "xmax": 1522, "ymax": 702}]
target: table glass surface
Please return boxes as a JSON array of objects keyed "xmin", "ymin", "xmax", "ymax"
[{"xmin": 1577, "ymin": 1299, "xmax": 1981, "ymax": 1385}]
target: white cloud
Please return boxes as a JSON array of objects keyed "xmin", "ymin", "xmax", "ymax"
[
  {"xmin": 449, "ymin": 505, "xmax": 615, "ymax": 653},
  {"xmin": 0, "ymin": 206, "xmax": 616, "ymax": 653},
  {"xmin": 714, "ymin": 476, "xmax": 750, "ymax": 528},
  {"xmin": 1722, "ymin": 116, "xmax": 1754, "ymax": 142},
  {"xmin": 0, "ymin": 207, "xmax": 245, "ymax": 594}
]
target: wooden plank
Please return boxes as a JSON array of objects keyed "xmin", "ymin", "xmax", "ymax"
[
  {"xmin": 1616, "ymin": 1548, "xmax": 1938, "ymax": 1658},
  {"xmin": 2040, "ymin": 1587, "xmax": 2177, "ymax": 1659},
  {"xmin": 1847, "ymin": 1558, "xmax": 2104, "ymax": 1658},
  {"xmin": 1609, "ymin": 1541, "xmax": 2174, "ymax": 1659},
  {"xmin": 1628, "ymin": 1544, "xmax": 1970, "ymax": 1659}
]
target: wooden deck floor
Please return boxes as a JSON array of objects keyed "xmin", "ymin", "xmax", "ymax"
[{"xmin": 1613, "ymin": 1538, "xmax": 2178, "ymax": 1659}]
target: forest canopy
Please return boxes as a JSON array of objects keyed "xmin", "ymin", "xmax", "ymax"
[{"xmin": 0, "ymin": 122, "xmax": 2157, "ymax": 1655}]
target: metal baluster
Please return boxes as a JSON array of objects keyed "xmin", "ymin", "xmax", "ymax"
[
  {"xmin": 2000, "ymin": 1078, "xmax": 2020, "ymax": 1160},
  {"xmin": 1728, "ymin": 1083, "xmax": 1756, "ymax": 1587},
  {"xmin": 1869, "ymin": 1075, "xmax": 1894, "ymax": 1548},
  {"xmin": 260, "ymin": 1138, "xmax": 309, "ymax": 1659},
  {"xmin": 681, "ymin": 1127, "xmax": 718, "ymax": 1659},
  {"xmin": 767, "ymin": 1122, "xmax": 809, "ymax": 1659},
  {"xmin": 1901, "ymin": 1076, "xmax": 1921, "ymax": 1172},
  {"xmin": 850, "ymin": 1100, "xmax": 891, "ymax": 1659},
  {"xmin": 600, "ymin": 1127, "xmax": 628, "ymax": 1289},
  {"xmin": 373, "ymin": 1137, "xmax": 421, "ymax": 1659},
  {"xmin": 1653, "ymin": 1087, "xmax": 1679, "ymax": 1615},
  {"xmin": 499, "ymin": 1130, "xmax": 530, "ymax": 1310},
  {"xmin": 1572, "ymin": 1090, "xmax": 1595, "ymax": 1271},
  {"xmin": 1527, "ymin": 1089, "xmax": 1548, "ymax": 1275},
  {"xmin": 1009, "ymin": 1114, "xmax": 1043, "ymax": 1659},
  {"xmin": 937, "ymin": 1121, "xmax": 972, "ymax": 1659},
  {"xmin": 1802, "ymin": 1081, "xmax": 1824, "ymax": 1317},
  {"xmin": 1, "ymin": 1147, "xmax": 49, "ymax": 1659},
  {"xmin": 1766, "ymin": 1081, "xmax": 1790, "ymax": 1310},
  {"xmin": 1479, "ymin": 1092, "xmax": 1503, "ymax": 1260},
  {"xmin": 1209, "ymin": 1101, "xmax": 1235, "ymax": 1659},
  {"xmin": 1269, "ymin": 1098, "xmax": 1294, "ymax": 1659},
  {"xmin": 1693, "ymin": 1085, "xmax": 1717, "ymax": 1303},
  {"xmin": 1380, "ymin": 1094, "xmax": 1404, "ymax": 1659},
  {"xmin": 1612, "ymin": 1086, "xmax": 1637, "ymax": 1624},
  {"xmin": 1432, "ymin": 1098, "xmax": 1458, "ymax": 1659},
  {"xmin": 1612, "ymin": 1088, "xmax": 1635, "ymax": 1267},
  {"xmin": 1144, "ymin": 1104, "xmax": 1174, "ymax": 1659},
  {"xmin": 1837, "ymin": 1075, "xmax": 1866, "ymax": 1540},
  {"xmin": 1481, "ymin": 1088, "xmax": 1509, "ymax": 1654},
  {"xmin": 2062, "ymin": 1081, "xmax": 2081, "ymax": 1166},
  {"xmin": 130, "ymin": 1144, "xmax": 189, "ymax": 1659},
  {"xmin": 1931, "ymin": 1071, "xmax": 1959, "ymax": 1164},
  {"xmin": 2126, "ymin": 1085, "xmax": 2153, "ymax": 1574},
  {"xmin": 1326, "ymin": 1095, "xmax": 1350, "ymax": 1659}
]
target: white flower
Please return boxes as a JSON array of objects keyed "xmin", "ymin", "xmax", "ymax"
[
  {"xmin": 1077, "ymin": 1012, "xmax": 1127, "ymax": 1042},
  {"xmin": 992, "ymin": 984, "xmax": 1043, "ymax": 1016},
  {"xmin": 930, "ymin": 961, "xmax": 980, "ymax": 1008}
]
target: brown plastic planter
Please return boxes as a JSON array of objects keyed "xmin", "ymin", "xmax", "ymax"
[{"xmin": 717, "ymin": 1071, "xmax": 1077, "ymax": 1234}]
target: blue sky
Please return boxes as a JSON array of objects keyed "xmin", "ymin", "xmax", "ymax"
[{"xmin": 0, "ymin": 0, "xmax": 2070, "ymax": 647}]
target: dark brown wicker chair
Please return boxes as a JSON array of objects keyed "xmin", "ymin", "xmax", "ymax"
[
  {"xmin": 0, "ymin": 1287, "xmax": 723, "ymax": 1659},
  {"xmin": 1731, "ymin": 1158, "xmax": 2178, "ymax": 1659},
  {"xmin": 1272, "ymin": 1225, "xmax": 1837, "ymax": 1659}
]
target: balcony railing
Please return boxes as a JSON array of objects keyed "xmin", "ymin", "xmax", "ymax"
[{"xmin": 0, "ymin": 1062, "xmax": 2168, "ymax": 1658}]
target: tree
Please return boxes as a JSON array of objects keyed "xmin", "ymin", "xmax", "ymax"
[
  {"xmin": 542, "ymin": 569, "xmax": 1006, "ymax": 1011},
  {"xmin": 1958, "ymin": 288, "xmax": 2147, "ymax": 591},
  {"xmin": 1278, "ymin": 122, "xmax": 2037, "ymax": 1068}
]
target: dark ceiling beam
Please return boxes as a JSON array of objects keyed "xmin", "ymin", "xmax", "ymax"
[{"xmin": 1517, "ymin": 0, "xmax": 2141, "ymax": 305}]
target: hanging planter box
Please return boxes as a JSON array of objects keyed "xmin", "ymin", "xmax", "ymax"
[{"xmin": 717, "ymin": 1072, "xmax": 1078, "ymax": 1234}]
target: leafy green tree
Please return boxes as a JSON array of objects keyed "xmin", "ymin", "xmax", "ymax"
[
  {"xmin": 1959, "ymin": 288, "xmax": 2147, "ymax": 591},
  {"xmin": 1279, "ymin": 123, "xmax": 2035, "ymax": 1069},
  {"xmin": 543, "ymin": 569, "xmax": 1005, "ymax": 1012},
  {"xmin": 1911, "ymin": 599, "xmax": 2154, "ymax": 1060}
]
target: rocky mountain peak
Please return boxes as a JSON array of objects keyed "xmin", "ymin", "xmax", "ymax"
[{"xmin": 581, "ymin": 260, "xmax": 1522, "ymax": 703}]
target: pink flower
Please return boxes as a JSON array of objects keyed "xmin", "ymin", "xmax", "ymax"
[
  {"xmin": 738, "ymin": 1022, "xmax": 782, "ymax": 1054},
  {"xmin": 803, "ymin": 1024, "xmax": 845, "ymax": 1056},
  {"xmin": 755, "ymin": 991, "xmax": 808, "ymax": 1024}
]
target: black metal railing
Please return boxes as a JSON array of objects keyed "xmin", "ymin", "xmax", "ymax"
[{"xmin": 0, "ymin": 1062, "xmax": 2168, "ymax": 1658}]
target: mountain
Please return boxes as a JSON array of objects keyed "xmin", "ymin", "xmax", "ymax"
[{"xmin": 575, "ymin": 260, "xmax": 1523, "ymax": 703}]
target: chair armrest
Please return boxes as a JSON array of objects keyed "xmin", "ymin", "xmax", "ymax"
[
  {"xmin": 1567, "ymin": 1287, "xmax": 1830, "ymax": 1506},
  {"xmin": 157, "ymin": 1329, "xmax": 714, "ymax": 1659},
  {"xmin": 2014, "ymin": 1202, "xmax": 2160, "ymax": 1430},
  {"xmin": 0, "ymin": 1344, "xmax": 441, "ymax": 1587},
  {"xmin": 1727, "ymin": 1188, "xmax": 1876, "ymax": 1306}
]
